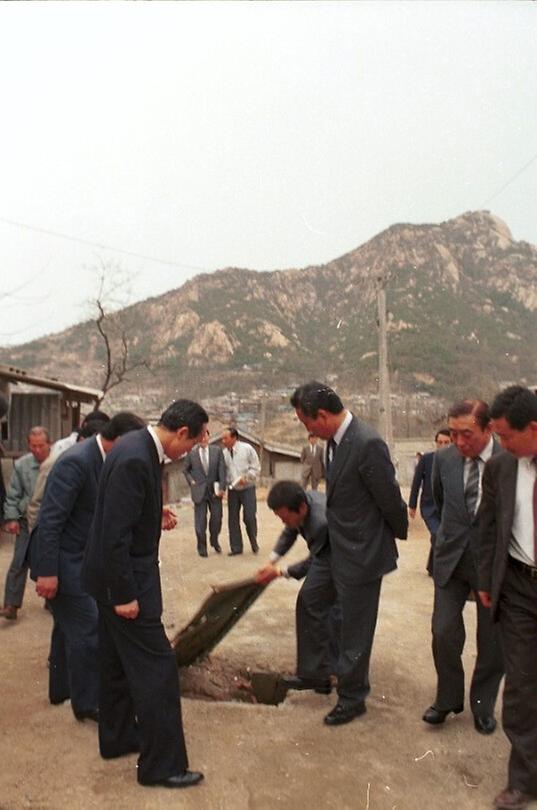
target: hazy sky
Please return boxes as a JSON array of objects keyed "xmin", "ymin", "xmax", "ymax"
[{"xmin": 1, "ymin": 1, "xmax": 536, "ymax": 347}]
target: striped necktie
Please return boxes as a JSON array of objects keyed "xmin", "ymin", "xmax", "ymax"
[{"xmin": 464, "ymin": 457, "xmax": 480, "ymax": 517}]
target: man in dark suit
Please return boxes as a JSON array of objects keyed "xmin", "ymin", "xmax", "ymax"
[
  {"xmin": 478, "ymin": 386, "xmax": 537, "ymax": 810},
  {"xmin": 183, "ymin": 430, "xmax": 226, "ymax": 556},
  {"xmin": 82, "ymin": 399, "xmax": 208, "ymax": 790},
  {"xmin": 257, "ymin": 480, "xmax": 340, "ymax": 684},
  {"xmin": 408, "ymin": 428, "xmax": 451, "ymax": 575},
  {"xmin": 33, "ymin": 412, "xmax": 145, "ymax": 721},
  {"xmin": 290, "ymin": 382, "xmax": 408, "ymax": 725},
  {"xmin": 423, "ymin": 399, "xmax": 504, "ymax": 734},
  {"xmin": 300, "ymin": 434, "xmax": 325, "ymax": 490}
]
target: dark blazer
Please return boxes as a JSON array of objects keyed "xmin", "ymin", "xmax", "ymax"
[
  {"xmin": 183, "ymin": 444, "xmax": 226, "ymax": 504},
  {"xmin": 326, "ymin": 415, "xmax": 408, "ymax": 584},
  {"xmin": 31, "ymin": 437, "xmax": 103, "ymax": 596},
  {"xmin": 82, "ymin": 429, "xmax": 163, "ymax": 617},
  {"xmin": 478, "ymin": 451, "xmax": 518, "ymax": 621},
  {"xmin": 432, "ymin": 439, "xmax": 502, "ymax": 587},
  {"xmin": 273, "ymin": 490, "xmax": 328, "ymax": 579}
]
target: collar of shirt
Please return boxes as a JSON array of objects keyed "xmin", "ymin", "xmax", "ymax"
[
  {"xmin": 333, "ymin": 410, "xmax": 353, "ymax": 446},
  {"xmin": 466, "ymin": 435, "xmax": 494, "ymax": 465},
  {"xmin": 147, "ymin": 425, "xmax": 166, "ymax": 464},
  {"xmin": 96, "ymin": 434, "xmax": 106, "ymax": 461}
]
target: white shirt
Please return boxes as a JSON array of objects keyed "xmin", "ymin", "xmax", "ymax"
[
  {"xmin": 96, "ymin": 434, "xmax": 106, "ymax": 462},
  {"xmin": 462, "ymin": 436, "xmax": 494, "ymax": 512},
  {"xmin": 327, "ymin": 410, "xmax": 353, "ymax": 465},
  {"xmin": 509, "ymin": 456, "xmax": 537, "ymax": 566},
  {"xmin": 147, "ymin": 425, "xmax": 166, "ymax": 465},
  {"xmin": 223, "ymin": 440, "xmax": 260, "ymax": 490}
]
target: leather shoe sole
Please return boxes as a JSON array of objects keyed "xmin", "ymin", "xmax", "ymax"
[
  {"xmin": 422, "ymin": 704, "xmax": 463, "ymax": 724},
  {"xmin": 324, "ymin": 702, "xmax": 366, "ymax": 726},
  {"xmin": 474, "ymin": 714, "xmax": 496, "ymax": 735},
  {"xmin": 283, "ymin": 675, "xmax": 332, "ymax": 694},
  {"xmin": 140, "ymin": 770, "xmax": 204, "ymax": 788},
  {"xmin": 227, "ymin": 551, "xmax": 242, "ymax": 556}
]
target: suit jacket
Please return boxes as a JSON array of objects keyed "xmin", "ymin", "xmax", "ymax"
[
  {"xmin": 300, "ymin": 443, "xmax": 325, "ymax": 479},
  {"xmin": 409, "ymin": 451, "xmax": 440, "ymax": 533},
  {"xmin": 82, "ymin": 428, "xmax": 163, "ymax": 617},
  {"xmin": 477, "ymin": 451, "xmax": 518, "ymax": 621},
  {"xmin": 183, "ymin": 444, "xmax": 226, "ymax": 504},
  {"xmin": 273, "ymin": 490, "xmax": 328, "ymax": 579},
  {"xmin": 432, "ymin": 439, "xmax": 502, "ymax": 587},
  {"xmin": 326, "ymin": 415, "xmax": 407, "ymax": 585},
  {"xmin": 30, "ymin": 437, "xmax": 104, "ymax": 595}
]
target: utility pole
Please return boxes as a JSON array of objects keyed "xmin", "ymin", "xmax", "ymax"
[{"xmin": 377, "ymin": 275, "xmax": 394, "ymax": 456}]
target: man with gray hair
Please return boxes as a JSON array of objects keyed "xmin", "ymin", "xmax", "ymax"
[{"xmin": 1, "ymin": 425, "xmax": 51, "ymax": 620}]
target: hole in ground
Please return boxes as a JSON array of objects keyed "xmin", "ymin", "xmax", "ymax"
[{"xmin": 180, "ymin": 657, "xmax": 288, "ymax": 706}]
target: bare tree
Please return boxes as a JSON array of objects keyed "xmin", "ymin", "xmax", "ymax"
[{"xmin": 90, "ymin": 261, "xmax": 149, "ymax": 406}]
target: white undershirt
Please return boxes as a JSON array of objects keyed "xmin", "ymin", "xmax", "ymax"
[{"xmin": 509, "ymin": 456, "xmax": 537, "ymax": 566}]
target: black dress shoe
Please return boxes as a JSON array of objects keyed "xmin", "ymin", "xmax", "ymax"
[
  {"xmin": 141, "ymin": 770, "xmax": 204, "ymax": 789},
  {"xmin": 474, "ymin": 714, "xmax": 496, "ymax": 735},
  {"xmin": 212, "ymin": 544, "xmax": 222, "ymax": 553},
  {"xmin": 198, "ymin": 550, "xmax": 208, "ymax": 557},
  {"xmin": 422, "ymin": 704, "xmax": 463, "ymax": 725},
  {"xmin": 74, "ymin": 708, "xmax": 99, "ymax": 723},
  {"xmin": 324, "ymin": 702, "xmax": 366, "ymax": 726},
  {"xmin": 227, "ymin": 551, "xmax": 242, "ymax": 556},
  {"xmin": 251, "ymin": 543, "xmax": 260, "ymax": 554},
  {"xmin": 283, "ymin": 675, "xmax": 332, "ymax": 694}
]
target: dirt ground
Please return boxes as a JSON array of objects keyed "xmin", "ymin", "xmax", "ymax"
[{"xmin": 0, "ymin": 492, "xmax": 513, "ymax": 810}]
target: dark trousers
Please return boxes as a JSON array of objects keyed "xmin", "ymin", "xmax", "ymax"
[
  {"xmin": 295, "ymin": 548, "xmax": 382, "ymax": 709},
  {"xmin": 227, "ymin": 487, "xmax": 257, "ymax": 553},
  {"xmin": 432, "ymin": 550, "xmax": 503, "ymax": 714},
  {"xmin": 48, "ymin": 591, "xmax": 99, "ymax": 714},
  {"xmin": 194, "ymin": 495, "xmax": 222, "ymax": 554},
  {"xmin": 97, "ymin": 605, "xmax": 188, "ymax": 784},
  {"xmin": 3, "ymin": 523, "xmax": 30, "ymax": 607},
  {"xmin": 296, "ymin": 572, "xmax": 341, "ymax": 676},
  {"xmin": 498, "ymin": 561, "xmax": 537, "ymax": 796}
]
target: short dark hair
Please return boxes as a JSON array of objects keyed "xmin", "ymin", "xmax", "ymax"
[
  {"xmin": 448, "ymin": 399, "xmax": 490, "ymax": 431},
  {"xmin": 100, "ymin": 412, "xmax": 146, "ymax": 441},
  {"xmin": 490, "ymin": 386, "xmax": 537, "ymax": 430},
  {"xmin": 267, "ymin": 480, "xmax": 308, "ymax": 512},
  {"xmin": 435, "ymin": 428, "xmax": 451, "ymax": 441},
  {"xmin": 82, "ymin": 409, "xmax": 110, "ymax": 427},
  {"xmin": 290, "ymin": 382, "xmax": 344, "ymax": 419},
  {"xmin": 159, "ymin": 400, "xmax": 208, "ymax": 438},
  {"xmin": 79, "ymin": 420, "xmax": 107, "ymax": 440},
  {"xmin": 224, "ymin": 427, "xmax": 239, "ymax": 439}
]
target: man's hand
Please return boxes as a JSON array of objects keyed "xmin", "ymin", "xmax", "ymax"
[
  {"xmin": 161, "ymin": 505, "xmax": 177, "ymax": 531},
  {"xmin": 3, "ymin": 520, "xmax": 20, "ymax": 535},
  {"xmin": 114, "ymin": 600, "xmax": 139, "ymax": 619},
  {"xmin": 255, "ymin": 564, "xmax": 282, "ymax": 585},
  {"xmin": 36, "ymin": 576, "xmax": 58, "ymax": 600},
  {"xmin": 478, "ymin": 590, "xmax": 492, "ymax": 608},
  {"xmin": 408, "ymin": 508, "xmax": 416, "ymax": 519}
]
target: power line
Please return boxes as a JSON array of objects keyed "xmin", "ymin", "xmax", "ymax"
[
  {"xmin": 481, "ymin": 152, "xmax": 537, "ymax": 207},
  {"xmin": 0, "ymin": 215, "xmax": 213, "ymax": 273}
]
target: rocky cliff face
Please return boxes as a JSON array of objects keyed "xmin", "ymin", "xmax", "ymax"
[{"xmin": 3, "ymin": 210, "xmax": 536, "ymax": 404}]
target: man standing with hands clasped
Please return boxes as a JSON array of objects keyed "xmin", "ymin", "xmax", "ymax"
[
  {"xmin": 423, "ymin": 399, "xmax": 504, "ymax": 734},
  {"xmin": 478, "ymin": 386, "xmax": 537, "ymax": 810},
  {"xmin": 82, "ymin": 399, "xmax": 208, "ymax": 790},
  {"xmin": 221, "ymin": 427, "xmax": 261, "ymax": 556},
  {"xmin": 183, "ymin": 430, "xmax": 226, "ymax": 557}
]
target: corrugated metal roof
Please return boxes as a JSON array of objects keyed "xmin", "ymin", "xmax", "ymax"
[{"xmin": 0, "ymin": 363, "xmax": 102, "ymax": 404}]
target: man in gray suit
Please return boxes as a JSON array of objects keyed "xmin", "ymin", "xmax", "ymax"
[
  {"xmin": 290, "ymin": 382, "xmax": 408, "ymax": 726},
  {"xmin": 478, "ymin": 386, "xmax": 537, "ymax": 810},
  {"xmin": 300, "ymin": 434, "xmax": 325, "ymax": 490},
  {"xmin": 183, "ymin": 431, "xmax": 226, "ymax": 557},
  {"xmin": 257, "ymin": 480, "xmax": 340, "ymax": 685},
  {"xmin": 423, "ymin": 399, "xmax": 504, "ymax": 734}
]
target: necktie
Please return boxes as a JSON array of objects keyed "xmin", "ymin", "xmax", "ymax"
[
  {"xmin": 464, "ymin": 458, "xmax": 480, "ymax": 517},
  {"xmin": 326, "ymin": 438, "xmax": 337, "ymax": 480},
  {"xmin": 533, "ymin": 456, "xmax": 537, "ymax": 565}
]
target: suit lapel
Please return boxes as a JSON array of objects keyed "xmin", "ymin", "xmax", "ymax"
[
  {"xmin": 327, "ymin": 419, "xmax": 355, "ymax": 496},
  {"xmin": 499, "ymin": 453, "xmax": 517, "ymax": 540}
]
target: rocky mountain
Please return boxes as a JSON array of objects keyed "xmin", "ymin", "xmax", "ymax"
[{"xmin": 3, "ymin": 210, "xmax": 537, "ymax": 407}]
